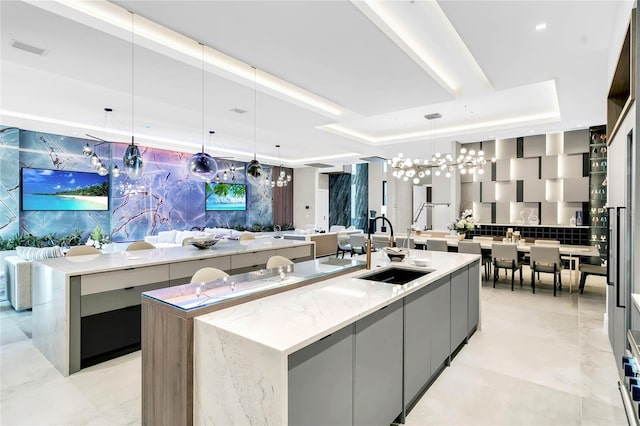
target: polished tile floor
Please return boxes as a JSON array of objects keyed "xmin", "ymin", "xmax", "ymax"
[{"xmin": 0, "ymin": 271, "xmax": 626, "ymax": 425}]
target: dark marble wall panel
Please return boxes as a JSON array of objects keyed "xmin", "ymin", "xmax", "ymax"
[
  {"xmin": 0, "ymin": 127, "xmax": 19, "ymax": 239},
  {"xmin": 352, "ymin": 163, "xmax": 369, "ymax": 230},
  {"xmin": 329, "ymin": 173, "xmax": 351, "ymax": 227}
]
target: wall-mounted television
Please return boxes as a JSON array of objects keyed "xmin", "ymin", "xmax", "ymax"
[
  {"xmin": 205, "ymin": 182, "xmax": 246, "ymax": 211},
  {"xmin": 21, "ymin": 168, "xmax": 109, "ymax": 211}
]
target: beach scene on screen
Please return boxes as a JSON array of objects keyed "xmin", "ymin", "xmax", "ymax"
[
  {"xmin": 22, "ymin": 168, "xmax": 109, "ymax": 211},
  {"xmin": 205, "ymin": 183, "xmax": 246, "ymax": 211}
]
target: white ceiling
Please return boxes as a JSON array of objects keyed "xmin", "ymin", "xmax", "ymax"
[{"xmin": 0, "ymin": 0, "xmax": 624, "ymax": 168}]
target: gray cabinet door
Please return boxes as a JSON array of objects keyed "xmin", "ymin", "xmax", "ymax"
[
  {"xmin": 289, "ymin": 325, "xmax": 354, "ymax": 426},
  {"xmin": 429, "ymin": 278, "xmax": 451, "ymax": 375},
  {"xmin": 468, "ymin": 261, "xmax": 480, "ymax": 335},
  {"xmin": 354, "ymin": 300, "xmax": 403, "ymax": 426},
  {"xmin": 404, "ymin": 283, "xmax": 434, "ymax": 409},
  {"xmin": 450, "ymin": 267, "xmax": 469, "ymax": 352}
]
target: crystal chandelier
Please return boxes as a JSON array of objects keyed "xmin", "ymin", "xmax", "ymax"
[
  {"xmin": 269, "ymin": 144, "xmax": 292, "ymax": 188},
  {"xmin": 389, "ymin": 147, "xmax": 496, "ymax": 184}
]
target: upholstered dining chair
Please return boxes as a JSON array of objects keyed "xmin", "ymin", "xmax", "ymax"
[
  {"xmin": 394, "ymin": 237, "xmax": 415, "ymax": 249},
  {"xmin": 126, "ymin": 241, "xmax": 156, "ymax": 251},
  {"xmin": 530, "ymin": 245, "xmax": 562, "ymax": 296},
  {"xmin": 266, "ymin": 255, "xmax": 294, "ymax": 269},
  {"xmin": 190, "ymin": 267, "xmax": 229, "ymax": 284},
  {"xmin": 458, "ymin": 241, "xmax": 491, "ymax": 281},
  {"xmin": 239, "ymin": 233, "xmax": 256, "ymax": 241},
  {"xmin": 491, "ymin": 243, "xmax": 523, "ymax": 290},
  {"xmin": 66, "ymin": 246, "xmax": 101, "ymax": 256},
  {"xmin": 426, "ymin": 239, "xmax": 448, "ymax": 252},
  {"xmin": 336, "ymin": 233, "xmax": 352, "ymax": 258}
]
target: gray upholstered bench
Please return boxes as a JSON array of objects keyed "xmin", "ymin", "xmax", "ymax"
[{"xmin": 578, "ymin": 264, "xmax": 606, "ymax": 294}]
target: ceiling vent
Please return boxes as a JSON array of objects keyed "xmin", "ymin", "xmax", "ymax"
[
  {"xmin": 229, "ymin": 108, "xmax": 246, "ymax": 114},
  {"xmin": 10, "ymin": 39, "xmax": 48, "ymax": 56},
  {"xmin": 359, "ymin": 156, "xmax": 387, "ymax": 163},
  {"xmin": 305, "ymin": 163, "xmax": 333, "ymax": 168},
  {"xmin": 424, "ymin": 113, "xmax": 441, "ymax": 120}
]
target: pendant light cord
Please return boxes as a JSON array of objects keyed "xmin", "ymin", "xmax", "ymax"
[
  {"xmin": 130, "ymin": 11, "xmax": 135, "ymax": 146},
  {"xmin": 201, "ymin": 43, "xmax": 205, "ymax": 153},
  {"xmin": 253, "ymin": 66, "xmax": 257, "ymax": 160}
]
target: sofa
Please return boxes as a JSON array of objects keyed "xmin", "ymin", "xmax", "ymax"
[
  {"xmin": 144, "ymin": 228, "xmax": 254, "ymax": 248},
  {"xmin": 4, "ymin": 246, "xmax": 64, "ymax": 310}
]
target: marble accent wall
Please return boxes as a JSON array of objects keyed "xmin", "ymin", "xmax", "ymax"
[
  {"xmin": 328, "ymin": 164, "xmax": 369, "ymax": 229},
  {"xmin": 329, "ymin": 173, "xmax": 351, "ymax": 227},
  {"xmin": 18, "ymin": 131, "xmax": 110, "ymax": 240},
  {"xmin": 0, "ymin": 128, "xmax": 278, "ymax": 242},
  {"xmin": 0, "ymin": 127, "xmax": 19, "ymax": 239},
  {"xmin": 352, "ymin": 163, "xmax": 369, "ymax": 230}
]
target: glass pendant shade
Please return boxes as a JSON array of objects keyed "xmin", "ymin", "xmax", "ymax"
[
  {"xmin": 246, "ymin": 159, "xmax": 263, "ymax": 186},
  {"xmin": 89, "ymin": 152, "xmax": 100, "ymax": 167},
  {"xmin": 187, "ymin": 151, "xmax": 218, "ymax": 182},
  {"xmin": 123, "ymin": 142, "xmax": 144, "ymax": 179},
  {"xmin": 111, "ymin": 164, "xmax": 120, "ymax": 178},
  {"xmin": 83, "ymin": 143, "xmax": 93, "ymax": 156},
  {"xmin": 97, "ymin": 162, "xmax": 109, "ymax": 176}
]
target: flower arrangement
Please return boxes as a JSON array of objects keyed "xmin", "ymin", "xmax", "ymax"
[
  {"xmin": 447, "ymin": 209, "xmax": 478, "ymax": 234},
  {"xmin": 86, "ymin": 225, "xmax": 110, "ymax": 249}
]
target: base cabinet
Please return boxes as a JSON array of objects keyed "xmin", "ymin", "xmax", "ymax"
[
  {"xmin": 354, "ymin": 300, "xmax": 403, "ymax": 426},
  {"xmin": 404, "ymin": 276, "xmax": 451, "ymax": 408},
  {"xmin": 286, "ymin": 260, "xmax": 480, "ymax": 425},
  {"xmin": 288, "ymin": 325, "xmax": 354, "ymax": 426},
  {"xmin": 450, "ymin": 267, "xmax": 469, "ymax": 352}
]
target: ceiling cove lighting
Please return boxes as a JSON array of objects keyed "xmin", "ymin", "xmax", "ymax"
[
  {"xmin": 49, "ymin": 0, "xmax": 343, "ymax": 117},
  {"xmin": 389, "ymin": 148, "xmax": 495, "ymax": 181}
]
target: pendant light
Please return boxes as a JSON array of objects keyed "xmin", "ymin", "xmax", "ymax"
[
  {"xmin": 123, "ymin": 12, "xmax": 143, "ymax": 179},
  {"xmin": 246, "ymin": 66, "xmax": 263, "ymax": 186},
  {"xmin": 187, "ymin": 43, "xmax": 218, "ymax": 182}
]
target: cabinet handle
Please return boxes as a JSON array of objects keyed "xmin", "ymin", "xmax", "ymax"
[{"xmin": 124, "ymin": 286, "xmax": 134, "ymax": 290}]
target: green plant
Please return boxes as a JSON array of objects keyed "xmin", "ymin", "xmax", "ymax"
[{"xmin": 0, "ymin": 229, "xmax": 85, "ymax": 251}]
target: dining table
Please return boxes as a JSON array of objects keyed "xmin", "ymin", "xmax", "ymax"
[{"xmin": 390, "ymin": 233, "xmax": 600, "ymax": 293}]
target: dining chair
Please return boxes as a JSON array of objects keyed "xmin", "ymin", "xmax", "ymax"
[
  {"xmin": 191, "ymin": 267, "xmax": 229, "ymax": 284},
  {"xmin": 239, "ymin": 233, "xmax": 256, "ymax": 241},
  {"xmin": 426, "ymin": 239, "xmax": 448, "ymax": 252},
  {"xmin": 126, "ymin": 241, "xmax": 156, "ymax": 251},
  {"xmin": 491, "ymin": 243, "xmax": 523, "ymax": 290},
  {"xmin": 349, "ymin": 234, "xmax": 366, "ymax": 255},
  {"xmin": 372, "ymin": 234, "xmax": 392, "ymax": 249},
  {"xmin": 266, "ymin": 255, "xmax": 294, "ymax": 269},
  {"xmin": 458, "ymin": 241, "xmax": 491, "ymax": 280},
  {"xmin": 530, "ymin": 245, "xmax": 562, "ymax": 296},
  {"xmin": 394, "ymin": 237, "xmax": 415, "ymax": 249},
  {"xmin": 66, "ymin": 246, "xmax": 101, "ymax": 256},
  {"xmin": 336, "ymin": 233, "xmax": 352, "ymax": 258}
]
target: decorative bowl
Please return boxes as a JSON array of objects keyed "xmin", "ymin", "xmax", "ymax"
[
  {"xmin": 191, "ymin": 239, "xmax": 219, "ymax": 249},
  {"xmin": 383, "ymin": 247, "xmax": 408, "ymax": 262},
  {"xmin": 412, "ymin": 258, "xmax": 430, "ymax": 267}
]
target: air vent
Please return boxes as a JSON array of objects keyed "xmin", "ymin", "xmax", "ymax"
[
  {"xmin": 424, "ymin": 113, "xmax": 441, "ymax": 120},
  {"xmin": 229, "ymin": 108, "xmax": 246, "ymax": 114},
  {"xmin": 10, "ymin": 39, "xmax": 48, "ymax": 56},
  {"xmin": 359, "ymin": 156, "xmax": 387, "ymax": 163},
  {"xmin": 305, "ymin": 163, "xmax": 333, "ymax": 168}
]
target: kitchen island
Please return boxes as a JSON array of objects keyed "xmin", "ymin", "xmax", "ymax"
[
  {"xmin": 31, "ymin": 238, "xmax": 314, "ymax": 376},
  {"xmin": 194, "ymin": 250, "xmax": 481, "ymax": 425}
]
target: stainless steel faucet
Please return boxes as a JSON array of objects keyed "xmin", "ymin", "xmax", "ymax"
[{"xmin": 366, "ymin": 216, "xmax": 394, "ymax": 269}]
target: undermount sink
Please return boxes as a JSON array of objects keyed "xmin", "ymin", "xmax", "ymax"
[{"xmin": 357, "ymin": 267, "xmax": 432, "ymax": 285}]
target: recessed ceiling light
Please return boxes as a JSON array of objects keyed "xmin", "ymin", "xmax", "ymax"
[
  {"xmin": 10, "ymin": 39, "xmax": 48, "ymax": 56},
  {"xmin": 424, "ymin": 113, "xmax": 442, "ymax": 120},
  {"xmin": 229, "ymin": 108, "xmax": 247, "ymax": 114},
  {"xmin": 535, "ymin": 23, "xmax": 547, "ymax": 31}
]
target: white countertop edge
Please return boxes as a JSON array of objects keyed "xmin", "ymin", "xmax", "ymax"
[{"xmin": 195, "ymin": 251, "xmax": 480, "ymax": 355}]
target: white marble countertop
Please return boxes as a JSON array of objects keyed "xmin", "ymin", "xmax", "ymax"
[
  {"xmin": 32, "ymin": 238, "xmax": 313, "ymax": 276},
  {"xmin": 195, "ymin": 250, "xmax": 479, "ymax": 355}
]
